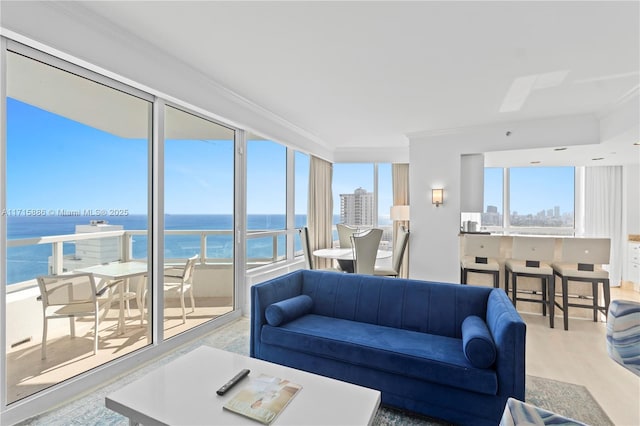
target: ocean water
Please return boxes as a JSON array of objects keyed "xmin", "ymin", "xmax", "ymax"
[{"xmin": 6, "ymin": 214, "xmax": 307, "ymax": 285}]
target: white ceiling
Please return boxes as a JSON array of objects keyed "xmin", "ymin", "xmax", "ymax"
[{"xmin": 11, "ymin": 1, "xmax": 640, "ymax": 164}]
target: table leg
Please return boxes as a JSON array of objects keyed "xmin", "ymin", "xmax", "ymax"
[{"xmin": 118, "ymin": 280, "xmax": 125, "ymax": 335}]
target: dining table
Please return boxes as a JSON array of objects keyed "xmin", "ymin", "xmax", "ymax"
[
  {"xmin": 75, "ymin": 261, "xmax": 149, "ymax": 335},
  {"xmin": 312, "ymin": 248, "xmax": 392, "ymax": 273}
]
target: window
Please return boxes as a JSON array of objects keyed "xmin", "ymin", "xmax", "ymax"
[
  {"xmin": 295, "ymin": 152, "xmax": 309, "ymax": 228},
  {"xmin": 294, "ymin": 152, "xmax": 310, "ymax": 255},
  {"xmin": 378, "ymin": 163, "xmax": 393, "ymax": 228},
  {"xmin": 333, "ymin": 163, "xmax": 375, "ymax": 227},
  {"xmin": 5, "ymin": 50, "xmax": 151, "ymax": 403},
  {"xmin": 246, "ymin": 138, "xmax": 287, "ymax": 266},
  {"xmin": 482, "ymin": 167, "xmax": 575, "ymax": 235},
  {"xmin": 482, "ymin": 167, "xmax": 504, "ymax": 227},
  {"xmin": 509, "ymin": 167, "xmax": 574, "ymax": 229},
  {"xmin": 332, "ymin": 163, "xmax": 392, "ymax": 245},
  {"xmin": 164, "ymin": 105, "xmax": 235, "ymax": 338}
]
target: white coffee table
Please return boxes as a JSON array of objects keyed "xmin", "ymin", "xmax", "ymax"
[{"xmin": 106, "ymin": 346, "xmax": 381, "ymax": 425}]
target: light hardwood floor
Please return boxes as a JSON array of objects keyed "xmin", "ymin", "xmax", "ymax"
[{"xmin": 525, "ymin": 284, "xmax": 640, "ymax": 426}]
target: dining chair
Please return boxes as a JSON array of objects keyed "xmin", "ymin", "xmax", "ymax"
[
  {"xmin": 504, "ymin": 236, "xmax": 556, "ymax": 328},
  {"xmin": 460, "ymin": 234, "xmax": 502, "ymax": 288},
  {"xmin": 163, "ymin": 255, "xmax": 198, "ymax": 323},
  {"xmin": 552, "ymin": 237, "xmax": 611, "ymax": 330},
  {"xmin": 374, "ymin": 225, "xmax": 409, "ymax": 277},
  {"xmin": 299, "ymin": 227, "xmax": 342, "ymax": 272},
  {"xmin": 299, "ymin": 227, "xmax": 315, "ymax": 269},
  {"xmin": 336, "ymin": 223, "xmax": 359, "ymax": 248},
  {"xmin": 36, "ymin": 273, "xmax": 110, "ymax": 359},
  {"xmin": 351, "ymin": 228, "xmax": 383, "ymax": 275}
]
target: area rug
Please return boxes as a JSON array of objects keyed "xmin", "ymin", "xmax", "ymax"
[{"xmin": 22, "ymin": 318, "xmax": 613, "ymax": 426}]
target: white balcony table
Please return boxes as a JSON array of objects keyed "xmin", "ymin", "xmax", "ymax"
[{"xmin": 75, "ymin": 261, "xmax": 148, "ymax": 335}]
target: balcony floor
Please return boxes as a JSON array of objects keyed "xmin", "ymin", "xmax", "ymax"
[{"xmin": 6, "ymin": 297, "xmax": 232, "ymax": 404}]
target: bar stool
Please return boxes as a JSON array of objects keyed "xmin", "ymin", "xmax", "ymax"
[
  {"xmin": 505, "ymin": 237, "xmax": 556, "ymax": 328},
  {"xmin": 460, "ymin": 234, "xmax": 501, "ymax": 288},
  {"xmin": 552, "ymin": 237, "xmax": 611, "ymax": 331}
]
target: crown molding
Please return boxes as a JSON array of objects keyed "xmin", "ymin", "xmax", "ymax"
[
  {"xmin": 333, "ymin": 145, "xmax": 409, "ymax": 163},
  {"xmin": 406, "ymin": 112, "xmax": 600, "ymax": 141}
]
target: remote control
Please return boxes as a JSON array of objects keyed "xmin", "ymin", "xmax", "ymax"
[{"xmin": 216, "ymin": 369, "xmax": 250, "ymax": 395}]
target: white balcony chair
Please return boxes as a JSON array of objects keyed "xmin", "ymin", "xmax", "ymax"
[
  {"xmin": 37, "ymin": 273, "xmax": 111, "ymax": 359},
  {"xmin": 163, "ymin": 255, "xmax": 198, "ymax": 323},
  {"xmin": 100, "ymin": 278, "xmax": 141, "ymax": 325},
  {"xmin": 552, "ymin": 237, "xmax": 611, "ymax": 331},
  {"xmin": 351, "ymin": 228, "xmax": 383, "ymax": 275},
  {"xmin": 374, "ymin": 225, "xmax": 410, "ymax": 277}
]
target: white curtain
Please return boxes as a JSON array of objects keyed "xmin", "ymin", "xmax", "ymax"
[
  {"xmin": 585, "ymin": 166, "xmax": 623, "ymax": 286},
  {"xmin": 308, "ymin": 156, "xmax": 333, "ymax": 269},
  {"xmin": 392, "ymin": 163, "xmax": 410, "ymax": 278}
]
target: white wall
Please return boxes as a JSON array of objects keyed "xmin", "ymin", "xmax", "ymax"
[
  {"xmin": 408, "ymin": 114, "xmax": 601, "ymax": 282},
  {"xmin": 624, "ymin": 164, "xmax": 640, "ymax": 237}
]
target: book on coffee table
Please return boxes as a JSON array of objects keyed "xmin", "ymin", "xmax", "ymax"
[{"xmin": 223, "ymin": 374, "xmax": 302, "ymax": 424}]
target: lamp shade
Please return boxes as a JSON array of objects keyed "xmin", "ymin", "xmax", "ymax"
[
  {"xmin": 432, "ymin": 188, "xmax": 444, "ymax": 206},
  {"xmin": 390, "ymin": 205, "xmax": 410, "ymax": 221}
]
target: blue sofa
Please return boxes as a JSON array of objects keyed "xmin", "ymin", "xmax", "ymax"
[{"xmin": 251, "ymin": 270, "xmax": 526, "ymax": 425}]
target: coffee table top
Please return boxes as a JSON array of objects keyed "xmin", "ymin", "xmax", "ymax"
[{"xmin": 106, "ymin": 346, "xmax": 380, "ymax": 425}]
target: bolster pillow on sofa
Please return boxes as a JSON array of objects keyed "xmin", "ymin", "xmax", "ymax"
[
  {"xmin": 265, "ymin": 294, "xmax": 314, "ymax": 326},
  {"xmin": 461, "ymin": 315, "xmax": 497, "ymax": 368}
]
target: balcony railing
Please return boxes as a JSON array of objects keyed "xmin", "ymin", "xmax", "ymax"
[{"xmin": 6, "ymin": 228, "xmax": 297, "ymax": 291}]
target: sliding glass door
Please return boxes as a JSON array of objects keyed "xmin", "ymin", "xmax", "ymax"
[
  {"xmin": 163, "ymin": 106, "xmax": 235, "ymax": 338},
  {"xmin": 4, "ymin": 49, "xmax": 152, "ymax": 402}
]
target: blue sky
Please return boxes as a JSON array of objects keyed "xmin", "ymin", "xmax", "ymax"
[
  {"xmin": 7, "ymin": 98, "xmax": 396, "ymax": 217},
  {"xmin": 7, "ymin": 98, "xmax": 149, "ymax": 214},
  {"xmin": 484, "ymin": 166, "xmax": 574, "ymax": 215},
  {"xmin": 8, "ymin": 97, "xmax": 574, "ymax": 218}
]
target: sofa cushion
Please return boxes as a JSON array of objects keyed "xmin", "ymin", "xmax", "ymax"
[
  {"xmin": 265, "ymin": 295, "xmax": 314, "ymax": 326},
  {"xmin": 261, "ymin": 314, "xmax": 498, "ymax": 395},
  {"xmin": 462, "ymin": 315, "xmax": 497, "ymax": 368}
]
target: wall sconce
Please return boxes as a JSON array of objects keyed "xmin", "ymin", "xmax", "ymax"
[{"xmin": 432, "ymin": 188, "xmax": 444, "ymax": 207}]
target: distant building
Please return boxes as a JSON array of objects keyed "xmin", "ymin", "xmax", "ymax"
[
  {"xmin": 487, "ymin": 205, "xmax": 498, "ymax": 214},
  {"xmin": 340, "ymin": 187, "xmax": 374, "ymax": 226}
]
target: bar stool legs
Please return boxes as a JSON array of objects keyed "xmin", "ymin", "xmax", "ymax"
[
  {"xmin": 505, "ymin": 267, "xmax": 555, "ymax": 328},
  {"xmin": 461, "ymin": 267, "xmax": 499, "ymax": 288},
  {"xmin": 555, "ymin": 272, "xmax": 610, "ymax": 331}
]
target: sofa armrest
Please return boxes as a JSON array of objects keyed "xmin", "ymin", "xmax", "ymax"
[
  {"xmin": 250, "ymin": 270, "xmax": 305, "ymax": 358},
  {"xmin": 486, "ymin": 289, "xmax": 526, "ymax": 400}
]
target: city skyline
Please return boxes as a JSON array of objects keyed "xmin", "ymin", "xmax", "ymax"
[{"xmin": 484, "ymin": 166, "xmax": 575, "ymax": 216}]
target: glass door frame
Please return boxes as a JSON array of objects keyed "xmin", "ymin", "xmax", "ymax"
[{"xmin": 0, "ymin": 36, "xmax": 243, "ymax": 423}]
